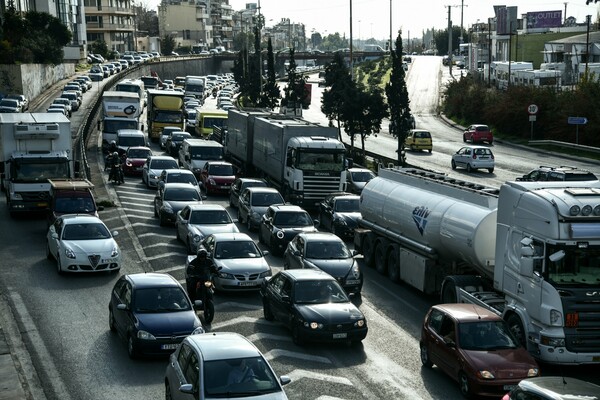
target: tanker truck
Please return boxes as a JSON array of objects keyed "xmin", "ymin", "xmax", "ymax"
[
  {"xmin": 354, "ymin": 167, "xmax": 600, "ymax": 365},
  {"xmin": 226, "ymin": 109, "xmax": 347, "ymax": 208}
]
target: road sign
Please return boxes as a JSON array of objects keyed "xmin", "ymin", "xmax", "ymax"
[
  {"xmin": 568, "ymin": 117, "xmax": 588, "ymax": 125},
  {"xmin": 528, "ymin": 104, "xmax": 538, "ymax": 115}
]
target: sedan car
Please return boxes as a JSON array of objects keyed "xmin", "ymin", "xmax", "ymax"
[
  {"xmin": 229, "ymin": 178, "xmax": 267, "ymax": 208},
  {"xmin": 463, "ymin": 124, "xmax": 493, "ymax": 144},
  {"xmin": 160, "ymin": 126, "xmax": 184, "ymax": 150},
  {"xmin": 283, "ymin": 232, "xmax": 362, "ymax": 296},
  {"xmin": 502, "ymin": 377, "xmax": 600, "ymax": 400},
  {"xmin": 0, "ymin": 98, "xmax": 22, "ymax": 113},
  {"xmin": 122, "ymin": 146, "xmax": 152, "ymax": 176},
  {"xmin": 258, "ymin": 204, "xmax": 317, "ymax": 256},
  {"xmin": 318, "ymin": 192, "xmax": 360, "ymax": 239},
  {"xmin": 237, "ymin": 187, "xmax": 285, "ymax": 231},
  {"xmin": 154, "ymin": 183, "xmax": 204, "ymax": 226},
  {"xmin": 164, "ymin": 332, "xmax": 290, "ymax": 399},
  {"xmin": 198, "ymin": 233, "xmax": 271, "ymax": 292},
  {"xmin": 346, "ymin": 168, "xmax": 376, "ymax": 194},
  {"xmin": 176, "ymin": 204, "xmax": 239, "ymax": 254},
  {"xmin": 51, "ymin": 98, "xmax": 72, "ymax": 116},
  {"xmin": 46, "ymin": 215, "xmax": 121, "ymax": 274},
  {"xmin": 451, "ymin": 145, "xmax": 495, "ymax": 173},
  {"xmin": 108, "ymin": 272, "xmax": 204, "ymax": 359},
  {"xmin": 200, "ymin": 161, "xmax": 236, "ymax": 195},
  {"xmin": 142, "ymin": 155, "xmax": 180, "ymax": 188},
  {"xmin": 260, "ymin": 269, "xmax": 368, "ymax": 345},
  {"xmin": 5, "ymin": 94, "xmax": 28, "ymax": 111},
  {"xmin": 516, "ymin": 165, "xmax": 598, "ymax": 182},
  {"xmin": 420, "ymin": 303, "xmax": 539, "ymax": 398},
  {"xmin": 157, "ymin": 168, "xmax": 198, "ymax": 194}
]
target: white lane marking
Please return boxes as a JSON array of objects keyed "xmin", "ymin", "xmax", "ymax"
[
  {"xmin": 138, "ymin": 232, "xmax": 175, "ymax": 239},
  {"xmin": 264, "ymin": 350, "xmax": 332, "ymax": 365},
  {"xmin": 287, "ymin": 369, "xmax": 352, "ymax": 385},
  {"xmin": 115, "ymin": 190, "xmax": 155, "ymax": 198},
  {"xmin": 146, "ymin": 252, "xmax": 185, "ymax": 261},
  {"xmin": 246, "ymin": 333, "xmax": 291, "ymax": 342},
  {"xmin": 211, "ymin": 316, "xmax": 271, "ymax": 329},
  {"xmin": 122, "ymin": 208, "xmax": 154, "ymax": 215}
]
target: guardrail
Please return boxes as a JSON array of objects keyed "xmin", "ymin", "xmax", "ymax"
[{"xmin": 529, "ymin": 140, "xmax": 600, "ymax": 155}]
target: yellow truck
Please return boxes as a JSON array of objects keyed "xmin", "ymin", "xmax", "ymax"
[
  {"xmin": 195, "ymin": 109, "xmax": 228, "ymax": 138},
  {"xmin": 146, "ymin": 89, "xmax": 185, "ymax": 142}
]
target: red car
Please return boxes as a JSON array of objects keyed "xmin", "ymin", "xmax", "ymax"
[
  {"xmin": 200, "ymin": 161, "xmax": 236, "ymax": 195},
  {"xmin": 122, "ymin": 146, "xmax": 152, "ymax": 176},
  {"xmin": 420, "ymin": 303, "xmax": 539, "ymax": 398},
  {"xmin": 463, "ymin": 124, "xmax": 493, "ymax": 144}
]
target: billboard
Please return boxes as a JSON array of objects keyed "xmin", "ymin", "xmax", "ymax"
[
  {"xmin": 495, "ymin": 6, "xmax": 518, "ymax": 35},
  {"xmin": 526, "ymin": 11, "xmax": 563, "ymax": 29}
]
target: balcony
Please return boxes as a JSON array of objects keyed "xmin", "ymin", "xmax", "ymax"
[{"xmin": 196, "ymin": 12, "xmax": 208, "ymax": 19}]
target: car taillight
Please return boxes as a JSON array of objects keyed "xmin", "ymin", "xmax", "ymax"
[{"xmin": 491, "ymin": 154, "xmax": 494, "ymax": 160}]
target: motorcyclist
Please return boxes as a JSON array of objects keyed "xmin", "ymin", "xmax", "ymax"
[
  {"xmin": 212, "ymin": 87, "xmax": 218, "ymax": 98},
  {"xmin": 108, "ymin": 151, "xmax": 124, "ymax": 183},
  {"xmin": 186, "ymin": 249, "xmax": 218, "ymax": 302},
  {"xmin": 108, "ymin": 140, "xmax": 118, "ymax": 154}
]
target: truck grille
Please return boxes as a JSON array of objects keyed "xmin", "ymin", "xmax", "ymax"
[
  {"xmin": 561, "ymin": 292, "xmax": 600, "ymax": 353},
  {"xmin": 20, "ymin": 191, "xmax": 51, "ymax": 201},
  {"xmin": 302, "ymin": 176, "xmax": 341, "ymax": 201}
]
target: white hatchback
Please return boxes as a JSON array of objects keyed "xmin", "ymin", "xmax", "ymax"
[{"xmin": 451, "ymin": 145, "xmax": 495, "ymax": 173}]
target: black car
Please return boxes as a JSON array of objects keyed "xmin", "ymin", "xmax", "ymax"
[
  {"xmin": 258, "ymin": 204, "xmax": 318, "ymax": 255},
  {"xmin": 260, "ymin": 269, "xmax": 367, "ymax": 345},
  {"xmin": 154, "ymin": 183, "xmax": 204, "ymax": 226},
  {"xmin": 108, "ymin": 272, "xmax": 204, "ymax": 358},
  {"xmin": 166, "ymin": 132, "xmax": 192, "ymax": 158},
  {"xmin": 229, "ymin": 178, "xmax": 267, "ymax": 208},
  {"xmin": 516, "ymin": 166, "xmax": 598, "ymax": 182},
  {"xmin": 318, "ymin": 192, "xmax": 360, "ymax": 239}
]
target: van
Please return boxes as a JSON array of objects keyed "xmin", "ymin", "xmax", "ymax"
[
  {"xmin": 47, "ymin": 179, "xmax": 102, "ymax": 227},
  {"xmin": 405, "ymin": 129, "xmax": 432, "ymax": 152},
  {"xmin": 195, "ymin": 110, "xmax": 228, "ymax": 138},
  {"xmin": 117, "ymin": 129, "xmax": 147, "ymax": 153},
  {"xmin": 179, "ymin": 139, "xmax": 224, "ymax": 177}
]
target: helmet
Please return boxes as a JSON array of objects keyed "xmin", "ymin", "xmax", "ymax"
[
  {"xmin": 110, "ymin": 140, "xmax": 116, "ymax": 145},
  {"xmin": 112, "ymin": 151, "xmax": 119, "ymax": 158},
  {"xmin": 197, "ymin": 249, "xmax": 208, "ymax": 258}
]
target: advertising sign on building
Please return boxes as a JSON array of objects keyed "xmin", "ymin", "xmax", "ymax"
[
  {"xmin": 495, "ymin": 6, "xmax": 518, "ymax": 35},
  {"xmin": 526, "ymin": 11, "xmax": 563, "ymax": 29}
]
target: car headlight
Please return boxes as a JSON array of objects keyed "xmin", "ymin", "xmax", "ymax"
[
  {"xmin": 137, "ymin": 330, "xmax": 156, "ymax": 340},
  {"xmin": 527, "ymin": 368, "xmax": 539, "ymax": 377},
  {"xmin": 151, "ymin": 174, "xmax": 159, "ymax": 180},
  {"xmin": 208, "ymin": 178, "xmax": 216, "ymax": 185},
  {"xmin": 64, "ymin": 247, "xmax": 76, "ymax": 259},
  {"xmin": 11, "ymin": 193, "xmax": 23, "ymax": 200},
  {"xmin": 218, "ymin": 271, "xmax": 235, "ymax": 280},
  {"xmin": 347, "ymin": 262, "xmax": 361, "ymax": 279},
  {"xmin": 276, "ymin": 229, "xmax": 285, "ymax": 239},
  {"xmin": 304, "ymin": 321, "xmax": 324, "ymax": 330},
  {"xmin": 333, "ymin": 217, "xmax": 347, "ymax": 226},
  {"xmin": 162, "ymin": 203, "xmax": 174, "ymax": 214},
  {"xmin": 111, "ymin": 246, "xmax": 119, "ymax": 257},
  {"xmin": 477, "ymin": 370, "xmax": 495, "ymax": 380},
  {"xmin": 550, "ymin": 309, "xmax": 562, "ymax": 326},
  {"xmin": 126, "ymin": 161, "xmax": 132, "ymax": 167},
  {"xmin": 192, "ymin": 234, "xmax": 203, "ymax": 243},
  {"xmin": 192, "ymin": 168, "xmax": 201, "ymax": 173},
  {"xmin": 192, "ymin": 326, "xmax": 205, "ymax": 335},
  {"xmin": 259, "ymin": 269, "xmax": 272, "ymax": 278}
]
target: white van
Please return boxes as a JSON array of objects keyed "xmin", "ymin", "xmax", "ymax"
[
  {"xmin": 117, "ymin": 129, "xmax": 147, "ymax": 153},
  {"xmin": 179, "ymin": 139, "xmax": 224, "ymax": 177}
]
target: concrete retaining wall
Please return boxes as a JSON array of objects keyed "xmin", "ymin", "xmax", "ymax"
[{"xmin": 0, "ymin": 63, "xmax": 75, "ymax": 100}]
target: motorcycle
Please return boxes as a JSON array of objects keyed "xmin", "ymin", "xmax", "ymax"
[
  {"xmin": 194, "ymin": 279, "xmax": 216, "ymax": 324},
  {"xmin": 109, "ymin": 163, "xmax": 125, "ymax": 185}
]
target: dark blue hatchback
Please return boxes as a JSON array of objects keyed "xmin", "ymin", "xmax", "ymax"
[{"xmin": 108, "ymin": 272, "xmax": 204, "ymax": 358}]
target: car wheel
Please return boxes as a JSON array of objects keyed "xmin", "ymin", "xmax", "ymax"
[
  {"xmin": 165, "ymin": 382, "xmax": 172, "ymax": 400},
  {"xmin": 466, "ymin": 163, "xmax": 473, "ymax": 173},
  {"xmin": 451, "ymin": 160, "xmax": 457, "ymax": 170},
  {"xmin": 507, "ymin": 314, "xmax": 526, "ymax": 348},
  {"xmin": 263, "ymin": 298, "xmax": 274, "ymax": 321},
  {"xmin": 292, "ymin": 322, "xmax": 304, "ymax": 346},
  {"xmin": 420, "ymin": 343, "xmax": 433, "ymax": 368},
  {"xmin": 488, "ymin": 167, "xmax": 494, "ymax": 173},
  {"xmin": 459, "ymin": 372, "xmax": 472, "ymax": 398},
  {"xmin": 108, "ymin": 308, "xmax": 116, "ymax": 332},
  {"xmin": 127, "ymin": 334, "xmax": 138, "ymax": 359},
  {"xmin": 463, "ymin": 134, "xmax": 467, "ymax": 142}
]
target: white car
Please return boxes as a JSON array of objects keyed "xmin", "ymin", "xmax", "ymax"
[
  {"xmin": 46, "ymin": 215, "xmax": 121, "ymax": 274},
  {"xmin": 142, "ymin": 155, "xmax": 179, "ymax": 188},
  {"xmin": 451, "ymin": 145, "xmax": 495, "ymax": 173},
  {"xmin": 176, "ymin": 204, "xmax": 239, "ymax": 254}
]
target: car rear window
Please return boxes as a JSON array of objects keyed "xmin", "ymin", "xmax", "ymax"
[{"xmin": 475, "ymin": 126, "xmax": 490, "ymax": 132}]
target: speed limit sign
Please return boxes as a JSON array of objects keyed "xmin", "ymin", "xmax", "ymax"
[{"xmin": 528, "ymin": 104, "xmax": 539, "ymax": 115}]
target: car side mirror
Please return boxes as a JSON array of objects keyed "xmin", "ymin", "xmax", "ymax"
[
  {"xmin": 280, "ymin": 376, "xmax": 292, "ymax": 386},
  {"xmin": 262, "ymin": 250, "xmax": 269, "ymax": 256},
  {"xmin": 116, "ymin": 303, "xmax": 127, "ymax": 311},
  {"xmin": 293, "ymin": 250, "xmax": 301, "ymax": 257},
  {"xmin": 112, "ymin": 231, "xmax": 119, "ymax": 237},
  {"xmin": 201, "ymin": 195, "xmax": 207, "ymax": 200},
  {"xmin": 352, "ymin": 250, "xmax": 358, "ymax": 257},
  {"xmin": 313, "ymin": 219, "xmax": 319, "ymax": 226},
  {"xmin": 281, "ymin": 295, "xmax": 290, "ymax": 303},
  {"xmin": 179, "ymin": 384, "xmax": 194, "ymax": 395}
]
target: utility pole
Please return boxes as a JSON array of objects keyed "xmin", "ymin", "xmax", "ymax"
[
  {"xmin": 586, "ymin": 14, "xmax": 591, "ymax": 77},
  {"xmin": 564, "ymin": 2, "xmax": 568, "ymax": 24},
  {"xmin": 389, "ymin": 0, "xmax": 392, "ymax": 52},
  {"xmin": 460, "ymin": 0, "xmax": 464, "ymax": 43},
  {"xmin": 447, "ymin": 5, "xmax": 453, "ymax": 75},
  {"xmin": 350, "ymin": 0, "xmax": 353, "ymax": 81}
]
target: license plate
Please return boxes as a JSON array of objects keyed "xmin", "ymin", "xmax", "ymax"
[
  {"xmin": 238, "ymin": 281, "xmax": 257, "ymax": 287},
  {"xmin": 38, "ymin": 202, "xmax": 48, "ymax": 207},
  {"xmin": 503, "ymin": 385, "xmax": 516, "ymax": 391},
  {"xmin": 593, "ymin": 356, "xmax": 600, "ymax": 362},
  {"xmin": 161, "ymin": 344, "xmax": 178, "ymax": 350},
  {"xmin": 346, "ymin": 280, "xmax": 361, "ymax": 285},
  {"xmin": 333, "ymin": 333, "xmax": 347, "ymax": 339}
]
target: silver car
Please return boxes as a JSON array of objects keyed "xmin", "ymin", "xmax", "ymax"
[
  {"xmin": 451, "ymin": 145, "xmax": 495, "ymax": 173},
  {"xmin": 237, "ymin": 187, "xmax": 285, "ymax": 231},
  {"xmin": 176, "ymin": 204, "xmax": 239, "ymax": 254},
  {"xmin": 198, "ymin": 233, "xmax": 271, "ymax": 292},
  {"xmin": 164, "ymin": 332, "xmax": 290, "ymax": 399},
  {"xmin": 142, "ymin": 155, "xmax": 179, "ymax": 188}
]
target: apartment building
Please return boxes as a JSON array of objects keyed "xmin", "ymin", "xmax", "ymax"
[{"xmin": 84, "ymin": 0, "xmax": 135, "ymax": 54}]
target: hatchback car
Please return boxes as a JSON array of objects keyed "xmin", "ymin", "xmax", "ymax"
[
  {"xmin": 166, "ymin": 132, "xmax": 193, "ymax": 158},
  {"xmin": 5, "ymin": 94, "xmax": 29, "ymax": 111},
  {"xmin": 237, "ymin": 187, "xmax": 285, "ymax": 231},
  {"xmin": 463, "ymin": 124, "xmax": 493, "ymax": 144},
  {"xmin": 108, "ymin": 273, "xmax": 204, "ymax": 359},
  {"xmin": 283, "ymin": 232, "xmax": 362, "ymax": 295},
  {"xmin": 516, "ymin": 165, "xmax": 598, "ymax": 182},
  {"xmin": 200, "ymin": 161, "xmax": 236, "ymax": 195},
  {"xmin": 176, "ymin": 204, "xmax": 239, "ymax": 254},
  {"xmin": 154, "ymin": 183, "xmax": 204, "ymax": 226},
  {"xmin": 46, "ymin": 215, "xmax": 121, "ymax": 274},
  {"xmin": 198, "ymin": 233, "xmax": 272, "ymax": 292},
  {"xmin": 451, "ymin": 145, "xmax": 495, "ymax": 173},
  {"xmin": 258, "ymin": 204, "xmax": 317, "ymax": 255},
  {"xmin": 405, "ymin": 129, "xmax": 433, "ymax": 152},
  {"xmin": 346, "ymin": 168, "xmax": 376, "ymax": 194},
  {"xmin": 502, "ymin": 376, "xmax": 600, "ymax": 400},
  {"xmin": 160, "ymin": 126, "xmax": 185, "ymax": 149},
  {"xmin": 261, "ymin": 269, "xmax": 368, "ymax": 345},
  {"xmin": 420, "ymin": 303, "xmax": 539, "ymax": 398},
  {"xmin": 142, "ymin": 155, "xmax": 180, "ymax": 188},
  {"xmin": 164, "ymin": 332, "xmax": 290, "ymax": 399},
  {"xmin": 0, "ymin": 98, "xmax": 22, "ymax": 113},
  {"xmin": 318, "ymin": 192, "xmax": 360, "ymax": 239},
  {"xmin": 122, "ymin": 146, "xmax": 152, "ymax": 176},
  {"xmin": 229, "ymin": 178, "xmax": 268, "ymax": 208},
  {"xmin": 51, "ymin": 98, "xmax": 72, "ymax": 116}
]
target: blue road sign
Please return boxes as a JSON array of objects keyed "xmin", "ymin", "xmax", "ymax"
[{"xmin": 568, "ymin": 117, "xmax": 588, "ymax": 125}]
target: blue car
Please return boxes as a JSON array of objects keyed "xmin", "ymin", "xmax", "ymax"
[{"xmin": 108, "ymin": 272, "xmax": 204, "ymax": 358}]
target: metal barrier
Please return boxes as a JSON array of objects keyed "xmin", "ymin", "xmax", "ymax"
[{"xmin": 529, "ymin": 140, "xmax": 600, "ymax": 155}]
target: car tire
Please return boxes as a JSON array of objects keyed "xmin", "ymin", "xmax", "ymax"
[
  {"xmin": 165, "ymin": 382, "xmax": 172, "ymax": 400},
  {"xmin": 466, "ymin": 163, "xmax": 473, "ymax": 173},
  {"xmin": 109, "ymin": 308, "xmax": 116, "ymax": 332},
  {"xmin": 127, "ymin": 334, "xmax": 138, "ymax": 359},
  {"xmin": 459, "ymin": 372, "xmax": 472, "ymax": 398},
  {"xmin": 463, "ymin": 134, "xmax": 467, "ymax": 142},
  {"xmin": 263, "ymin": 298, "xmax": 274, "ymax": 321},
  {"xmin": 420, "ymin": 343, "xmax": 433, "ymax": 368},
  {"xmin": 488, "ymin": 168, "xmax": 494, "ymax": 173},
  {"xmin": 451, "ymin": 160, "xmax": 457, "ymax": 170}
]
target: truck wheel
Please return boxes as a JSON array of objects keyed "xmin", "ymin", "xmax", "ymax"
[
  {"xmin": 374, "ymin": 240, "xmax": 389, "ymax": 275},
  {"xmin": 441, "ymin": 280, "xmax": 458, "ymax": 303},
  {"xmin": 362, "ymin": 234, "xmax": 376, "ymax": 268},
  {"xmin": 387, "ymin": 245, "xmax": 400, "ymax": 283},
  {"xmin": 507, "ymin": 314, "xmax": 526, "ymax": 348}
]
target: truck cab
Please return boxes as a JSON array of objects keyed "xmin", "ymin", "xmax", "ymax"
[{"xmin": 47, "ymin": 179, "xmax": 102, "ymax": 226}]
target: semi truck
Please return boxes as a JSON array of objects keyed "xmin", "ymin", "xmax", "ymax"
[
  {"xmin": 184, "ymin": 76, "xmax": 206, "ymax": 100},
  {"xmin": 0, "ymin": 113, "xmax": 76, "ymax": 216},
  {"xmin": 146, "ymin": 89, "xmax": 185, "ymax": 143},
  {"xmin": 226, "ymin": 109, "xmax": 347, "ymax": 208},
  {"xmin": 354, "ymin": 167, "xmax": 600, "ymax": 365},
  {"xmin": 99, "ymin": 91, "xmax": 142, "ymax": 150}
]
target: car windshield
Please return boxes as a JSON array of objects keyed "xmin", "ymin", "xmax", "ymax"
[
  {"xmin": 208, "ymin": 164, "xmax": 234, "ymax": 176},
  {"xmin": 214, "ymin": 240, "xmax": 261, "ymax": 259},
  {"xmin": 118, "ymin": 136, "xmax": 145, "ymax": 147},
  {"xmin": 351, "ymin": 171, "xmax": 375, "ymax": 182},
  {"xmin": 458, "ymin": 321, "xmax": 519, "ymax": 351},
  {"xmin": 293, "ymin": 280, "xmax": 349, "ymax": 304},
  {"xmin": 127, "ymin": 148, "xmax": 151, "ymax": 159},
  {"xmin": 167, "ymin": 173, "xmax": 196, "ymax": 185},
  {"xmin": 190, "ymin": 210, "xmax": 231, "ymax": 224},
  {"xmin": 273, "ymin": 211, "xmax": 312, "ymax": 227},
  {"xmin": 151, "ymin": 159, "xmax": 179, "ymax": 170},
  {"xmin": 171, "ymin": 133, "xmax": 191, "ymax": 142},
  {"xmin": 334, "ymin": 198, "xmax": 359, "ymax": 212},
  {"xmin": 54, "ymin": 197, "xmax": 95, "ymax": 213},
  {"xmin": 251, "ymin": 193, "xmax": 284, "ymax": 207},
  {"xmin": 62, "ymin": 223, "xmax": 110, "ymax": 240},
  {"xmin": 133, "ymin": 287, "xmax": 191, "ymax": 312},
  {"xmin": 203, "ymin": 356, "xmax": 279, "ymax": 396},
  {"xmin": 241, "ymin": 181, "xmax": 267, "ymax": 191},
  {"xmin": 305, "ymin": 240, "xmax": 351, "ymax": 259},
  {"xmin": 164, "ymin": 187, "xmax": 201, "ymax": 201}
]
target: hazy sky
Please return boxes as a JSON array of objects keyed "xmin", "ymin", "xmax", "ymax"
[{"xmin": 144, "ymin": 0, "xmax": 599, "ymax": 41}]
